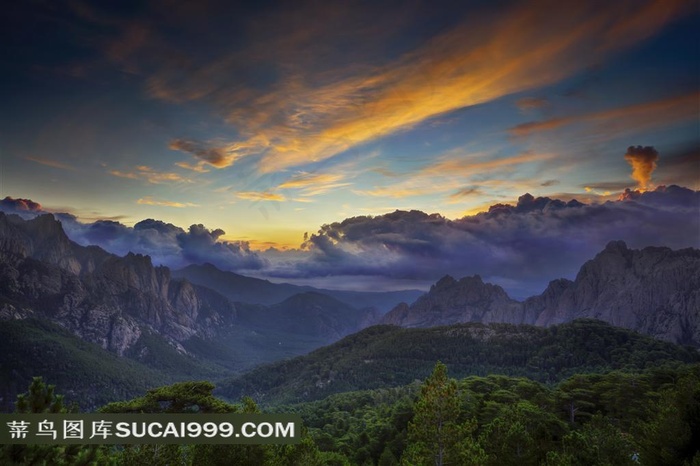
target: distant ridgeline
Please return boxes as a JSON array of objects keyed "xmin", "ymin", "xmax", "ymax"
[
  {"xmin": 381, "ymin": 240, "xmax": 700, "ymax": 347},
  {"xmin": 1, "ymin": 211, "xmax": 699, "ymax": 413}
]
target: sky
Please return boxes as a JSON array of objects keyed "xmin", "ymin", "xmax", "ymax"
[{"xmin": 1, "ymin": 0, "xmax": 699, "ymax": 298}]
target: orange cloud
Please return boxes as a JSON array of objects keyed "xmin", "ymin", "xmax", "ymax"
[
  {"xmin": 510, "ymin": 91, "xmax": 699, "ymax": 137},
  {"xmin": 278, "ymin": 172, "xmax": 351, "ymax": 196},
  {"xmin": 356, "ymin": 151, "xmax": 556, "ymax": 199},
  {"xmin": 278, "ymin": 172, "xmax": 345, "ymax": 189},
  {"xmin": 133, "ymin": 1, "xmax": 693, "ymax": 175},
  {"xmin": 110, "ymin": 165, "xmax": 191, "ymax": 184},
  {"xmin": 624, "ymin": 146, "xmax": 659, "ymax": 190},
  {"xmin": 136, "ymin": 197, "xmax": 198, "ymax": 208},
  {"xmin": 243, "ymin": 0, "xmax": 693, "ymax": 173},
  {"xmin": 175, "ymin": 161, "xmax": 211, "ymax": 173},
  {"xmin": 236, "ymin": 191, "xmax": 286, "ymax": 202}
]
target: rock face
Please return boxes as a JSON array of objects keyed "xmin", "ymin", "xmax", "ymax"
[
  {"xmin": 382, "ymin": 241, "xmax": 700, "ymax": 346},
  {"xmin": 0, "ymin": 212, "xmax": 236, "ymax": 355},
  {"xmin": 381, "ymin": 275, "xmax": 526, "ymax": 327},
  {"xmin": 526, "ymin": 240, "xmax": 700, "ymax": 346},
  {"xmin": 0, "ymin": 212, "xmax": 384, "ymax": 362}
]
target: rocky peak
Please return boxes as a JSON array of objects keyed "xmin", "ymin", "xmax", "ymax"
[
  {"xmin": 0, "ymin": 212, "xmax": 237, "ymax": 355},
  {"xmin": 382, "ymin": 242, "xmax": 699, "ymax": 347},
  {"xmin": 534, "ymin": 242, "xmax": 700, "ymax": 346},
  {"xmin": 431, "ymin": 275, "xmax": 457, "ymax": 291},
  {"xmin": 601, "ymin": 240, "xmax": 629, "ymax": 255},
  {"xmin": 382, "ymin": 273, "xmax": 525, "ymax": 327}
]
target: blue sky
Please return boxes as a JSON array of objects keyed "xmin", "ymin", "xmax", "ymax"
[{"xmin": 1, "ymin": 0, "xmax": 698, "ymax": 296}]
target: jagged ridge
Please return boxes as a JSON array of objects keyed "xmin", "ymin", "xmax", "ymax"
[{"xmin": 382, "ymin": 240, "xmax": 700, "ymax": 346}]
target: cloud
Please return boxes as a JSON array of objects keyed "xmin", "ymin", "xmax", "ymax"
[
  {"xmin": 0, "ymin": 197, "xmax": 266, "ymax": 271},
  {"xmin": 106, "ymin": 22, "xmax": 150, "ymax": 74},
  {"xmin": 582, "ymin": 181, "xmax": 633, "ymax": 191},
  {"xmin": 624, "ymin": 145, "xmax": 659, "ymax": 190},
  {"xmin": 269, "ymin": 185, "xmax": 699, "ymax": 298},
  {"xmin": 0, "ymin": 196, "xmax": 43, "ymax": 217},
  {"xmin": 2, "ymin": 185, "xmax": 698, "ymax": 298},
  {"xmin": 126, "ymin": 0, "xmax": 692, "ymax": 174},
  {"xmin": 448, "ymin": 187, "xmax": 484, "ymax": 202},
  {"xmin": 356, "ymin": 150, "xmax": 556, "ymax": 199},
  {"xmin": 516, "ymin": 97, "xmax": 549, "ymax": 112},
  {"xmin": 236, "ymin": 191, "xmax": 286, "ymax": 202},
  {"xmin": 176, "ymin": 223, "xmax": 265, "ymax": 268},
  {"xmin": 169, "ymin": 139, "xmax": 240, "ymax": 169},
  {"xmin": 175, "ymin": 161, "xmax": 211, "ymax": 173},
  {"xmin": 509, "ymin": 91, "xmax": 699, "ymax": 137},
  {"xmin": 75, "ymin": 217, "xmax": 267, "ymax": 271},
  {"xmin": 277, "ymin": 172, "xmax": 351, "ymax": 197},
  {"xmin": 252, "ymin": 0, "xmax": 692, "ymax": 172},
  {"xmin": 25, "ymin": 156, "xmax": 75, "ymax": 171},
  {"xmin": 136, "ymin": 197, "xmax": 199, "ymax": 208},
  {"xmin": 110, "ymin": 165, "xmax": 192, "ymax": 184}
]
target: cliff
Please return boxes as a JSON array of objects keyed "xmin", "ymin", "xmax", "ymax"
[{"xmin": 383, "ymin": 241, "xmax": 700, "ymax": 346}]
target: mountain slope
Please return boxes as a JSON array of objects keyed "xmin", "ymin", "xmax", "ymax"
[
  {"xmin": 216, "ymin": 319, "xmax": 700, "ymax": 405},
  {"xmin": 236, "ymin": 292, "xmax": 379, "ymax": 342},
  {"xmin": 172, "ymin": 262, "xmax": 422, "ymax": 312},
  {"xmin": 527, "ymin": 240, "xmax": 700, "ymax": 345},
  {"xmin": 0, "ymin": 212, "xmax": 238, "ymax": 357},
  {"xmin": 0, "ymin": 319, "xmax": 205, "ymax": 412},
  {"xmin": 382, "ymin": 241, "xmax": 700, "ymax": 346},
  {"xmin": 0, "ymin": 212, "xmax": 391, "ymax": 375}
]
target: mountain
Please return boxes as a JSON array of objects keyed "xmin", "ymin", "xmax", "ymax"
[
  {"xmin": 382, "ymin": 241, "xmax": 700, "ymax": 347},
  {"xmin": 528, "ymin": 240, "xmax": 700, "ymax": 345},
  {"xmin": 0, "ymin": 212, "xmax": 386, "ymax": 376},
  {"xmin": 194, "ymin": 293, "xmax": 381, "ymax": 370},
  {"xmin": 0, "ymin": 212, "xmax": 237, "ymax": 357},
  {"xmin": 216, "ymin": 319, "xmax": 700, "ymax": 405},
  {"xmin": 172, "ymin": 263, "xmax": 422, "ymax": 313},
  {"xmin": 0, "ymin": 318, "xmax": 208, "ymax": 412},
  {"xmin": 382, "ymin": 275, "xmax": 529, "ymax": 327},
  {"xmin": 236, "ymin": 292, "xmax": 379, "ymax": 342}
]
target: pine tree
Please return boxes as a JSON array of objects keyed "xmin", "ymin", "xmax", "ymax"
[
  {"xmin": 0, "ymin": 377, "xmax": 109, "ymax": 465},
  {"xmin": 402, "ymin": 362, "xmax": 463, "ymax": 466}
]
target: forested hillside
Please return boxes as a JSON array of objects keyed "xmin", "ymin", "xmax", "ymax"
[
  {"xmin": 3, "ymin": 363, "xmax": 698, "ymax": 465},
  {"xmin": 279, "ymin": 362, "xmax": 700, "ymax": 465},
  {"xmin": 0, "ymin": 319, "xmax": 225, "ymax": 411},
  {"xmin": 218, "ymin": 319, "xmax": 700, "ymax": 405}
]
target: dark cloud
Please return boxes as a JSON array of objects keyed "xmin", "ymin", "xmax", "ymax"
[
  {"xmin": 0, "ymin": 196, "xmax": 42, "ymax": 217},
  {"xmin": 449, "ymin": 187, "xmax": 483, "ymax": 200},
  {"xmin": 2, "ymin": 188, "xmax": 698, "ymax": 299},
  {"xmin": 581, "ymin": 181, "xmax": 632, "ymax": 191},
  {"xmin": 169, "ymin": 139, "xmax": 234, "ymax": 168},
  {"xmin": 0, "ymin": 200, "xmax": 266, "ymax": 272},
  {"xmin": 176, "ymin": 224, "xmax": 265, "ymax": 269},
  {"xmin": 540, "ymin": 179, "xmax": 559, "ymax": 187},
  {"xmin": 275, "ymin": 186, "xmax": 699, "ymax": 298},
  {"xmin": 618, "ymin": 184, "xmax": 699, "ymax": 206},
  {"xmin": 69, "ymin": 218, "xmax": 267, "ymax": 271}
]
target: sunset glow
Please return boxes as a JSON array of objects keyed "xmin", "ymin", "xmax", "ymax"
[{"xmin": 2, "ymin": 0, "xmax": 698, "ymax": 296}]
